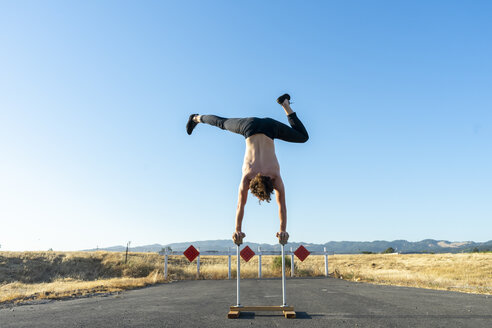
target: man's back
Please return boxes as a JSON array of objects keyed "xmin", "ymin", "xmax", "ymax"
[{"xmin": 242, "ymin": 134, "xmax": 281, "ymax": 181}]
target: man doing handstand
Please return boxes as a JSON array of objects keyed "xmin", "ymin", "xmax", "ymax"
[{"xmin": 186, "ymin": 94, "xmax": 309, "ymax": 245}]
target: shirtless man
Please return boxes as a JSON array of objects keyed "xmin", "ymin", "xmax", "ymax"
[{"xmin": 186, "ymin": 94, "xmax": 309, "ymax": 245}]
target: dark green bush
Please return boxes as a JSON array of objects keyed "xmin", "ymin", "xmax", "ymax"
[
  {"xmin": 271, "ymin": 256, "xmax": 291, "ymax": 272},
  {"xmin": 382, "ymin": 247, "xmax": 395, "ymax": 254}
]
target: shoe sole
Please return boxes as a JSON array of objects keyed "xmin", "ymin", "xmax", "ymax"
[
  {"xmin": 186, "ymin": 114, "xmax": 199, "ymax": 135},
  {"xmin": 276, "ymin": 94, "xmax": 291, "ymax": 104}
]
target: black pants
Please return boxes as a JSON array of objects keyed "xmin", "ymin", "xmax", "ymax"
[{"xmin": 200, "ymin": 112, "xmax": 309, "ymax": 143}]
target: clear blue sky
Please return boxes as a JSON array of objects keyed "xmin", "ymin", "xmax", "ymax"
[{"xmin": 1, "ymin": 1, "xmax": 491, "ymax": 251}]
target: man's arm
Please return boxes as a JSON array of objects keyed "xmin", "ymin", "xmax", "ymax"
[
  {"xmin": 233, "ymin": 176, "xmax": 249, "ymax": 244},
  {"xmin": 274, "ymin": 177, "xmax": 289, "ymax": 244}
]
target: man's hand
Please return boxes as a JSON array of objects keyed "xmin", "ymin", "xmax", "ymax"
[
  {"xmin": 276, "ymin": 231, "xmax": 289, "ymax": 245},
  {"xmin": 232, "ymin": 231, "xmax": 246, "ymax": 245}
]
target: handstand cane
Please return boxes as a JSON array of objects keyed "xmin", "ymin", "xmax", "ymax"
[
  {"xmin": 235, "ymin": 236, "xmax": 243, "ymax": 307},
  {"xmin": 228, "ymin": 233, "xmax": 295, "ymax": 318},
  {"xmin": 280, "ymin": 239, "xmax": 287, "ymax": 307}
]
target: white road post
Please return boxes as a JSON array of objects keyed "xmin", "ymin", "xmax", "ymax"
[
  {"xmin": 324, "ymin": 247, "xmax": 329, "ymax": 277},
  {"xmin": 258, "ymin": 246, "xmax": 262, "ymax": 278},
  {"xmin": 281, "ymin": 244, "xmax": 287, "ymax": 306},
  {"xmin": 164, "ymin": 249, "xmax": 168, "ymax": 280},
  {"xmin": 197, "ymin": 248, "xmax": 200, "ymax": 277},
  {"xmin": 290, "ymin": 247, "xmax": 295, "ymax": 278},
  {"xmin": 236, "ymin": 244, "xmax": 241, "ymax": 307},
  {"xmin": 228, "ymin": 247, "xmax": 231, "ymax": 280}
]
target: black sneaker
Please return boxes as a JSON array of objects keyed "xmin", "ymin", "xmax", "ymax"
[
  {"xmin": 276, "ymin": 93, "xmax": 291, "ymax": 105},
  {"xmin": 186, "ymin": 114, "xmax": 199, "ymax": 135}
]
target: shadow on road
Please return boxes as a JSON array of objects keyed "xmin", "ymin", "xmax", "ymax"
[{"xmin": 235, "ymin": 311, "xmax": 317, "ymax": 319}]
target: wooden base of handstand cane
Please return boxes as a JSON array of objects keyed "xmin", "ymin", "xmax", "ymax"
[
  {"xmin": 227, "ymin": 236, "xmax": 296, "ymax": 319},
  {"xmin": 228, "ymin": 306, "xmax": 296, "ymax": 319}
]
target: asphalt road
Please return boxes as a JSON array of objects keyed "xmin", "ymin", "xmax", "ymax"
[{"xmin": 1, "ymin": 278, "xmax": 490, "ymax": 327}]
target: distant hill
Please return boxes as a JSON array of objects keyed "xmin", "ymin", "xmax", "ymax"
[{"xmin": 83, "ymin": 239, "xmax": 492, "ymax": 254}]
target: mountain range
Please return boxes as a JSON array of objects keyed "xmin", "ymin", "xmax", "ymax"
[{"xmin": 84, "ymin": 239, "xmax": 492, "ymax": 254}]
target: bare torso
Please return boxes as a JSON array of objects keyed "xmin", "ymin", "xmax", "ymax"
[
  {"xmin": 242, "ymin": 134, "xmax": 281, "ymax": 181},
  {"xmin": 236, "ymin": 133, "xmax": 286, "ymax": 239}
]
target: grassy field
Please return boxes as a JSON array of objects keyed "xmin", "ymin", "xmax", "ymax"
[{"xmin": 1, "ymin": 251, "xmax": 490, "ymax": 305}]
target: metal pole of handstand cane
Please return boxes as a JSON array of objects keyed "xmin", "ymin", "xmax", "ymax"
[
  {"xmin": 236, "ymin": 243, "xmax": 241, "ymax": 307},
  {"xmin": 281, "ymin": 243, "xmax": 286, "ymax": 306}
]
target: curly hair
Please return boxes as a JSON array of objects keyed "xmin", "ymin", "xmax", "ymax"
[{"xmin": 249, "ymin": 173, "xmax": 274, "ymax": 203}]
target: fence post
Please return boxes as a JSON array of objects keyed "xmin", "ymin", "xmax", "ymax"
[
  {"xmin": 197, "ymin": 248, "xmax": 200, "ymax": 277},
  {"xmin": 258, "ymin": 246, "xmax": 262, "ymax": 278},
  {"xmin": 164, "ymin": 249, "xmax": 168, "ymax": 280},
  {"xmin": 290, "ymin": 247, "xmax": 295, "ymax": 277},
  {"xmin": 324, "ymin": 247, "xmax": 328, "ymax": 277},
  {"xmin": 228, "ymin": 247, "xmax": 231, "ymax": 280}
]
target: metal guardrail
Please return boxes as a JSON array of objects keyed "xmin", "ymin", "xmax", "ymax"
[{"xmin": 160, "ymin": 246, "xmax": 331, "ymax": 279}]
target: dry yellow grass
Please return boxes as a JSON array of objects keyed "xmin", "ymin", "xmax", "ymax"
[
  {"xmin": 1, "ymin": 251, "xmax": 490, "ymax": 305},
  {"xmin": 327, "ymin": 253, "xmax": 492, "ymax": 294},
  {"xmin": 0, "ymin": 251, "xmax": 166, "ymax": 304}
]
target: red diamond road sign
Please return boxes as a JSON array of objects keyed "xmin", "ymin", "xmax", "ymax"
[
  {"xmin": 294, "ymin": 245, "xmax": 310, "ymax": 262},
  {"xmin": 240, "ymin": 246, "xmax": 255, "ymax": 262},
  {"xmin": 183, "ymin": 245, "xmax": 200, "ymax": 262}
]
